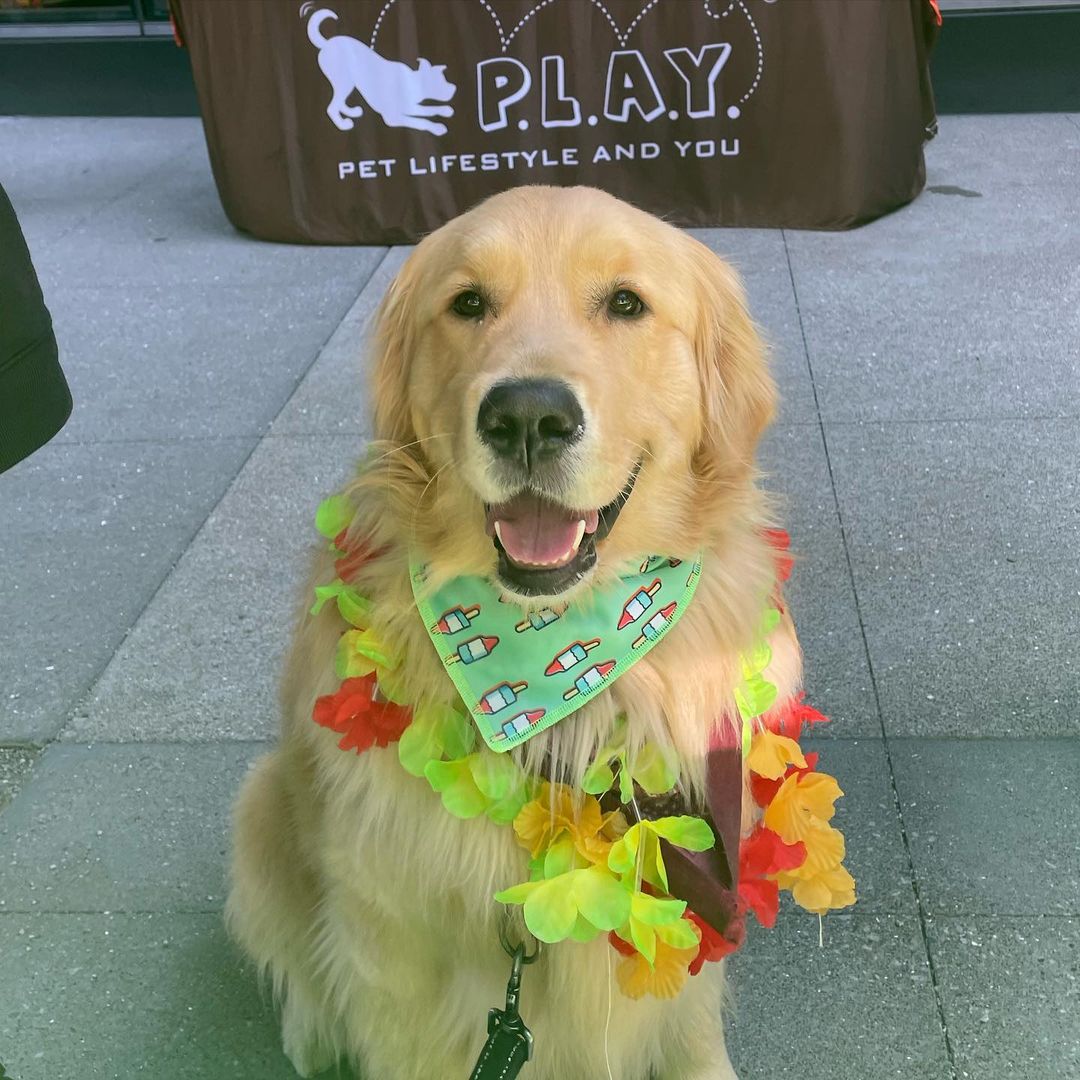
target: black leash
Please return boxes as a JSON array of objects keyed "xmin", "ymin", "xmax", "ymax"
[{"xmin": 468, "ymin": 923, "xmax": 541, "ymax": 1079}]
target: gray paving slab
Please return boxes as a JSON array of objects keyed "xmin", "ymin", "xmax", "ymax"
[
  {"xmin": 726, "ymin": 913, "xmax": 951, "ymax": 1079},
  {"xmin": 691, "ymin": 228, "xmax": 818, "ymax": 425},
  {"xmin": 891, "ymin": 739, "xmax": 1080, "ymax": 917},
  {"xmin": 854, "ymin": 554, "xmax": 1080, "ymax": 737},
  {"xmin": 0, "ymin": 117, "xmax": 203, "ymax": 206},
  {"xmin": 826, "ymin": 418, "xmax": 1080, "ymax": 566},
  {"xmin": 785, "ymin": 117, "xmax": 1080, "ymax": 424},
  {"xmin": 800, "ymin": 737, "xmax": 914, "ymax": 913},
  {"xmin": 271, "ymin": 246, "xmax": 408, "ymax": 436},
  {"xmin": 0, "ymin": 742, "xmax": 263, "ymax": 914},
  {"xmin": 927, "ymin": 916, "xmax": 1080, "ymax": 1080},
  {"xmin": 0, "ymin": 748, "xmax": 38, "ymax": 813},
  {"xmin": 926, "ymin": 113, "xmax": 1080, "ymax": 192},
  {"xmin": 0, "ymin": 437, "xmax": 258, "ymax": 744},
  {"xmin": 0, "ymin": 912, "xmax": 326, "ymax": 1080},
  {"xmin": 37, "ymin": 138, "xmax": 388, "ymax": 290},
  {"xmin": 43, "ymin": 280, "xmax": 372, "ymax": 443},
  {"xmin": 67, "ymin": 434, "xmax": 362, "ymax": 742},
  {"xmin": 759, "ymin": 424, "xmax": 880, "ymax": 738}
]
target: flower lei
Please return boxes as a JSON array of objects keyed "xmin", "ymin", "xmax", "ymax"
[{"xmin": 309, "ymin": 497, "xmax": 855, "ymax": 1000}]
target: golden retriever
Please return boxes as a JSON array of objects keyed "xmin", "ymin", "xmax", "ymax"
[{"xmin": 226, "ymin": 185, "xmax": 803, "ymax": 1079}]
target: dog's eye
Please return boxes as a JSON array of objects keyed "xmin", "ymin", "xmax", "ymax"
[
  {"xmin": 451, "ymin": 290, "xmax": 486, "ymax": 320},
  {"xmin": 608, "ymin": 289, "xmax": 645, "ymax": 319}
]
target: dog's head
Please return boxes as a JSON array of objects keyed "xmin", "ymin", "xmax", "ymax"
[
  {"xmin": 415, "ymin": 57, "xmax": 456, "ymax": 102},
  {"xmin": 367, "ymin": 186, "xmax": 774, "ymax": 600}
]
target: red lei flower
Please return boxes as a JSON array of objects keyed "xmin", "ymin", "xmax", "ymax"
[{"xmin": 313, "ymin": 672, "xmax": 412, "ymax": 754}]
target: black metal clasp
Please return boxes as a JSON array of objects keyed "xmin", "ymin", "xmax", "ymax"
[{"xmin": 468, "ymin": 925, "xmax": 541, "ymax": 1080}]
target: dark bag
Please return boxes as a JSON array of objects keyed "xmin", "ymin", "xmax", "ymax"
[
  {"xmin": 0, "ymin": 184, "xmax": 71, "ymax": 474},
  {"xmin": 173, "ymin": 0, "xmax": 939, "ymax": 244}
]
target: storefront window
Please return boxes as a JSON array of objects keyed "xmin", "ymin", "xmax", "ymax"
[{"xmin": 0, "ymin": 0, "xmax": 170, "ymax": 30}]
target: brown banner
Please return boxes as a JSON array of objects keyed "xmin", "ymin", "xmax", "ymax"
[{"xmin": 172, "ymin": 0, "xmax": 939, "ymax": 244}]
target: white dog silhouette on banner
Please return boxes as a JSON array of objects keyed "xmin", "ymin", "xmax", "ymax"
[{"xmin": 301, "ymin": 4, "xmax": 457, "ymax": 134}]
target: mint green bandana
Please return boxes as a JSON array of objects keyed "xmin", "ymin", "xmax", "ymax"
[{"xmin": 411, "ymin": 555, "xmax": 703, "ymax": 753}]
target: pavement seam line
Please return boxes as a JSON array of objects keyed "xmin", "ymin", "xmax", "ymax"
[
  {"xmin": 41, "ymin": 247, "xmax": 395, "ymax": 751},
  {"xmin": 781, "ymin": 229, "xmax": 961, "ymax": 1080},
  {"xmin": 32, "ymin": 127, "xmax": 206, "ymax": 257}
]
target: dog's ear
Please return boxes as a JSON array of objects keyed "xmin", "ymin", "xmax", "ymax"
[
  {"xmin": 686, "ymin": 238, "xmax": 776, "ymax": 483},
  {"xmin": 369, "ymin": 258, "xmax": 419, "ymax": 444}
]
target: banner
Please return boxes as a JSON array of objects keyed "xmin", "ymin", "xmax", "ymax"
[{"xmin": 172, "ymin": 0, "xmax": 939, "ymax": 243}]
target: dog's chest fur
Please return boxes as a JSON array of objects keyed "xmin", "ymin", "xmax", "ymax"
[{"xmin": 290, "ymin": 540, "xmax": 799, "ymax": 943}]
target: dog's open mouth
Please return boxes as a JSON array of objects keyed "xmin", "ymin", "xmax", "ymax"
[{"xmin": 485, "ymin": 464, "xmax": 641, "ymax": 596}]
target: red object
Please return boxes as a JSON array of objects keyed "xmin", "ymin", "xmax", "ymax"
[
  {"xmin": 617, "ymin": 579, "xmax": 661, "ymax": 629},
  {"xmin": 750, "ymin": 751, "xmax": 820, "ymax": 808},
  {"xmin": 764, "ymin": 528, "xmax": 794, "ymax": 582},
  {"xmin": 544, "ymin": 640, "xmax": 596, "ymax": 675},
  {"xmin": 766, "ymin": 693, "xmax": 830, "ymax": 740},
  {"xmin": 333, "ymin": 530, "xmax": 386, "ymax": 582},
  {"xmin": 313, "ymin": 673, "xmax": 412, "ymax": 754},
  {"xmin": 608, "ymin": 931, "xmax": 637, "ymax": 958},
  {"xmin": 687, "ymin": 910, "xmax": 742, "ymax": 975},
  {"xmin": 928, "ymin": 0, "xmax": 943, "ymax": 27},
  {"xmin": 737, "ymin": 827, "xmax": 807, "ymax": 928}
]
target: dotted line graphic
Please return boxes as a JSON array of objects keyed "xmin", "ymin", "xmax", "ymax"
[
  {"xmin": 369, "ymin": 0, "xmax": 396, "ymax": 47},
  {"xmin": 477, "ymin": 0, "xmax": 509, "ymax": 48},
  {"xmin": 613, "ymin": 0, "xmax": 662, "ymax": 44},
  {"xmin": 703, "ymin": 0, "xmax": 764, "ymax": 107},
  {"xmin": 504, "ymin": 0, "xmax": 558, "ymax": 50},
  {"xmin": 479, "ymin": 0, "xmax": 661, "ymax": 53}
]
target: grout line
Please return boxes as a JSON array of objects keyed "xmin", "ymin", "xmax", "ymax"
[
  {"xmin": 0, "ymin": 909, "xmax": 223, "ymax": 917},
  {"xmin": 28, "ymin": 132, "xmax": 206, "ymax": 256},
  {"xmin": 45, "ymin": 434, "xmax": 262, "ymax": 449},
  {"xmin": 39, "ymin": 739, "xmax": 274, "ymax": 749},
  {"xmin": 782, "ymin": 230, "xmax": 961, "ymax": 1080},
  {"xmin": 45, "ymin": 431, "xmax": 370, "ymax": 449},
  {"xmin": 24, "ymin": 249, "xmax": 394, "ymax": 759},
  {"xmin": 8, "ymin": 733, "xmax": 1067, "ymax": 754},
  {"xmin": 920, "ymin": 911, "xmax": 1080, "ymax": 921},
  {"xmin": 821, "ymin": 413, "xmax": 1080, "ymax": 426}
]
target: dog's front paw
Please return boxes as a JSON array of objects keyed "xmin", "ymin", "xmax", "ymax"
[{"xmin": 282, "ymin": 1002, "xmax": 339, "ymax": 1078}]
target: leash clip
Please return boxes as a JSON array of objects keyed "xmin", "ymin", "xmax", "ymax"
[{"xmin": 467, "ymin": 930, "xmax": 540, "ymax": 1079}]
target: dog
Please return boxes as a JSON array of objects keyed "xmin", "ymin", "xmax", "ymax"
[
  {"xmin": 304, "ymin": 5, "xmax": 457, "ymax": 134},
  {"xmin": 227, "ymin": 185, "xmax": 808, "ymax": 1080}
]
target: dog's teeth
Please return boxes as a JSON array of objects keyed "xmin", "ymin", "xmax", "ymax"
[
  {"xmin": 494, "ymin": 521, "xmax": 504, "ymax": 544},
  {"xmin": 572, "ymin": 520, "xmax": 586, "ymax": 552}
]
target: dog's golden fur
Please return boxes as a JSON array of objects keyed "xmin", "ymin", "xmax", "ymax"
[{"xmin": 227, "ymin": 186, "xmax": 802, "ymax": 1079}]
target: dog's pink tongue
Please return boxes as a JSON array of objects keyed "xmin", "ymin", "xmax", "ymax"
[{"xmin": 488, "ymin": 494, "xmax": 587, "ymax": 566}]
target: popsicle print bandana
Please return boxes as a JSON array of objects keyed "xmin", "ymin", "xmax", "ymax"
[{"xmin": 411, "ymin": 554, "xmax": 703, "ymax": 752}]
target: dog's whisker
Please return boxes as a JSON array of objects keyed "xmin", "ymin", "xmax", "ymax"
[
  {"xmin": 366, "ymin": 433, "xmax": 452, "ymax": 468},
  {"xmin": 408, "ymin": 457, "xmax": 457, "ymax": 544},
  {"xmin": 622, "ymin": 439, "xmax": 657, "ymax": 465}
]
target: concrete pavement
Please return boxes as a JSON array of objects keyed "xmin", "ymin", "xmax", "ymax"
[{"xmin": 0, "ymin": 113, "xmax": 1077, "ymax": 1079}]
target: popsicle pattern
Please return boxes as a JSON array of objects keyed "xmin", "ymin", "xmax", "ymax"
[{"xmin": 412, "ymin": 553, "xmax": 703, "ymax": 751}]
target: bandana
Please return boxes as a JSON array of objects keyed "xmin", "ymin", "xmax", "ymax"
[{"xmin": 411, "ymin": 555, "xmax": 702, "ymax": 753}]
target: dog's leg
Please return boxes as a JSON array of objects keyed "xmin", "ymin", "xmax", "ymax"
[
  {"xmin": 408, "ymin": 103, "xmax": 454, "ymax": 118},
  {"xmin": 390, "ymin": 114, "xmax": 449, "ymax": 136},
  {"xmin": 226, "ymin": 749, "xmax": 344, "ymax": 1077},
  {"xmin": 652, "ymin": 961, "xmax": 740, "ymax": 1080},
  {"xmin": 325, "ymin": 91, "xmax": 363, "ymax": 131}
]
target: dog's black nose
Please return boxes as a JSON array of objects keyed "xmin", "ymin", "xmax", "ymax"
[{"xmin": 477, "ymin": 379, "xmax": 585, "ymax": 468}]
